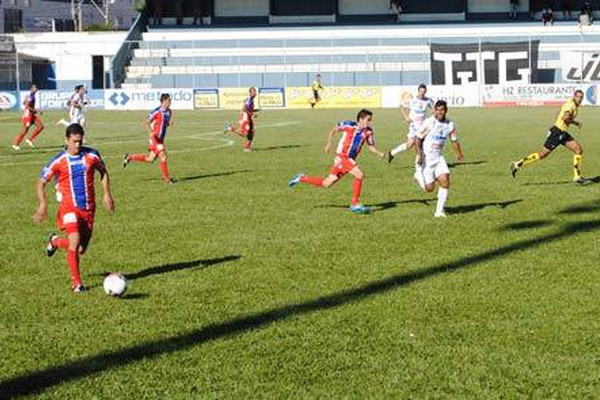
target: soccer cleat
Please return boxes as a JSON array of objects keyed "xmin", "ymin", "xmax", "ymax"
[
  {"xmin": 122, "ymin": 153, "xmax": 129, "ymax": 168},
  {"xmin": 25, "ymin": 139, "xmax": 35, "ymax": 148},
  {"xmin": 11, "ymin": 144, "xmax": 20, "ymax": 151},
  {"xmin": 509, "ymin": 162, "xmax": 519, "ymax": 178},
  {"xmin": 288, "ymin": 173, "xmax": 304, "ymax": 187},
  {"xmin": 168, "ymin": 178, "xmax": 178, "ymax": 185},
  {"xmin": 46, "ymin": 233, "xmax": 59, "ymax": 257},
  {"xmin": 72, "ymin": 284, "xmax": 87, "ymax": 293},
  {"xmin": 349, "ymin": 204, "xmax": 371, "ymax": 214},
  {"xmin": 387, "ymin": 151, "xmax": 395, "ymax": 163},
  {"xmin": 434, "ymin": 211, "xmax": 447, "ymax": 218},
  {"xmin": 573, "ymin": 177, "xmax": 592, "ymax": 185}
]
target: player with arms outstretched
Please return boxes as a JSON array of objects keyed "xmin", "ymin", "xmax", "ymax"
[
  {"xmin": 57, "ymin": 85, "xmax": 88, "ymax": 128},
  {"xmin": 387, "ymin": 84, "xmax": 433, "ymax": 163},
  {"xmin": 288, "ymin": 109, "xmax": 385, "ymax": 214},
  {"xmin": 12, "ymin": 85, "xmax": 44, "ymax": 150},
  {"xmin": 414, "ymin": 100, "xmax": 464, "ymax": 218},
  {"xmin": 310, "ymin": 74, "xmax": 324, "ymax": 109},
  {"xmin": 510, "ymin": 90, "xmax": 588, "ymax": 184},
  {"xmin": 123, "ymin": 93, "xmax": 175, "ymax": 184},
  {"xmin": 34, "ymin": 123, "xmax": 115, "ymax": 292},
  {"xmin": 224, "ymin": 87, "xmax": 258, "ymax": 152}
]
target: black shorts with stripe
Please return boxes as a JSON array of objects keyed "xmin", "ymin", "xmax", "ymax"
[{"xmin": 544, "ymin": 126, "xmax": 574, "ymax": 151}]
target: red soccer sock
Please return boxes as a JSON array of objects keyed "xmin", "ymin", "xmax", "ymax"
[
  {"xmin": 67, "ymin": 250, "xmax": 82, "ymax": 287},
  {"xmin": 52, "ymin": 237, "xmax": 69, "ymax": 249},
  {"xmin": 13, "ymin": 128, "xmax": 27, "ymax": 146},
  {"xmin": 28, "ymin": 126, "xmax": 44, "ymax": 141},
  {"xmin": 129, "ymin": 154, "xmax": 148, "ymax": 162},
  {"xmin": 351, "ymin": 177, "xmax": 363, "ymax": 206},
  {"xmin": 159, "ymin": 160, "xmax": 171, "ymax": 182},
  {"xmin": 244, "ymin": 140, "xmax": 252, "ymax": 149},
  {"xmin": 300, "ymin": 176, "xmax": 324, "ymax": 187}
]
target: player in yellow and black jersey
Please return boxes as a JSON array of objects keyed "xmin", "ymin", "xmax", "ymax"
[
  {"xmin": 310, "ymin": 74, "xmax": 324, "ymax": 109},
  {"xmin": 510, "ymin": 90, "xmax": 589, "ymax": 184}
]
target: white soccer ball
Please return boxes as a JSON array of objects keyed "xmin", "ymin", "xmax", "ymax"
[{"xmin": 103, "ymin": 273, "xmax": 127, "ymax": 297}]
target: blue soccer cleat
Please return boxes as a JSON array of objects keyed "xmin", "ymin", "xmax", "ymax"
[
  {"xmin": 288, "ymin": 173, "xmax": 304, "ymax": 187},
  {"xmin": 349, "ymin": 204, "xmax": 371, "ymax": 214}
]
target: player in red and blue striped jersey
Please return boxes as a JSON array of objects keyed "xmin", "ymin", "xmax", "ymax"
[
  {"xmin": 123, "ymin": 93, "xmax": 175, "ymax": 183},
  {"xmin": 12, "ymin": 85, "xmax": 45, "ymax": 150},
  {"xmin": 225, "ymin": 87, "xmax": 258, "ymax": 152},
  {"xmin": 33, "ymin": 123, "xmax": 115, "ymax": 292},
  {"xmin": 288, "ymin": 109, "xmax": 385, "ymax": 214}
]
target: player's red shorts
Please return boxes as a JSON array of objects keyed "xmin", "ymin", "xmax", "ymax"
[
  {"xmin": 329, "ymin": 156, "xmax": 357, "ymax": 178},
  {"xmin": 238, "ymin": 112, "xmax": 254, "ymax": 136},
  {"xmin": 149, "ymin": 136, "xmax": 166, "ymax": 155},
  {"xmin": 57, "ymin": 206, "xmax": 95, "ymax": 237},
  {"xmin": 22, "ymin": 109, "xmax": 41, "ymax": 127}
]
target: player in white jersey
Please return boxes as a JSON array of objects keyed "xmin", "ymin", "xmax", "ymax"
[
  {"xmin": 387, "ymin": 84, "xmax": 433, "ymax": 163},
  {"xmin": 413, "ymin": 100, "xmax": 463, "ymax": 218},
  {"xmin": 57, "ymin": 85, "xmax": 87, "ymax": 128}
]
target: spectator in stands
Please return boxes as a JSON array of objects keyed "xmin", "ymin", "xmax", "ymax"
[
  {"xmin": 148, "ymin": 0, "xmax": 163, "ymax": 26},
  {"xmin": 541, "ymin": 3, "xmax": 554, "ymax": 25},
  {"xmin": 579, "ymin": 1, "xmax": 593, "ymax": 25},
  {"xmin": 510, "ymin": 0, "xmax": 519, "ymax": 20},
  {"xmin": 192, "ymin": 0, "xmax": 203, "ymax": 25},
  {"xmin": 389, "ymin": 0, "xmax": 404, "ymax": 22},
  {"xmin": 561, "ymin": 0, "xmax": 573, "ymax": 20}
]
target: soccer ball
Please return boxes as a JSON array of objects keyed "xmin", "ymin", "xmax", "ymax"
[{"xmin": 103, "ymin": 273, "xmax": 127, "ymax": 297}]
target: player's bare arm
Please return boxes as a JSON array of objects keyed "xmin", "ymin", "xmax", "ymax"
[
  {"xmin": 324, "ymin": 126, "xmax": 338, "ymax": 153},
  {"xmin": 400, "ymin": 105, "xmax": 410, "ymax": 123},
  {"xmin": 33, "ymin": 178, "xmax": 48, "ymax": 224},
  {"xmin": 451, "ymin": 133, "xmax": 464, "ymax": 161},
  {"xmin": 367, "ymin": 144, "xmax": 385, "ymax": 159},
  {"xmin": 98, "ymin": 164, "xmax": 115, "ymax": 212}
]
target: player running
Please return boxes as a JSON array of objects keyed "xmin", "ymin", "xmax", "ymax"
[
  {"xmin": 123, "ymin": 93, "xmax": 175, "ymax": 184},
  {"xmin": 288, "ymin": 109, "xmax": 385, "ymax": 214},
  {"xmin": 33, "ymin": 123, "xmax": 115, "ymax": 292},
  {"xmin": 57, "ymin": 85, "xmax": 88, "ymax": 128},
  {"xmin": 12, "ymin": 84, "xmax": 44, "ymax": 150},
  {"xmin": 387, "ymin": 84, "xmax": 433, "ymax": 163},
  {"xmin": 310, "ymin": 74, "xmax": 324, "ymax": 109},
  {"xmin": 224, "ymin": 87, "xmax": 257, "ymax": 152},
  {"xmin": 413, "ymin": 100, "xmax": 464, "ymax": 218},
  {"xmin": 509, "ymin": 90, "xmax": 588, "ymax": 184}
]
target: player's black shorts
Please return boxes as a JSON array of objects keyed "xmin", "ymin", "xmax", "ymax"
[
  {"xmin": 313, "ymin": 90, "xmax": 320, "ymax": 102},
  {"xmin": 544, "ymin": 126, "xmax": 574, "ymax": 151}
]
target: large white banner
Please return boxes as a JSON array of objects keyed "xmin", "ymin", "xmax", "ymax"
[
  {"xmin": 561, "ymin": 51, "xmax": 600, "ymax": 82},
  {"xmin": 382, "ymin": 85, "xmax": 480, "ymax": 108},
  {"xmin": 104, "ymin": 88, "xmax": 194, "ymax": 110},
  {"xmin": 482, "ymin": 84, "xmax": 598, "ymax": 107}
]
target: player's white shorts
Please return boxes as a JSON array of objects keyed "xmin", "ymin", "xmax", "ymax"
[
  {"xmin": 407, "ymin": 122, "xmax": 423, "ymax": 139},
  {"xmin": 422, "ymin": 154, "xmax": 449, "ymax": 185},
  {"xmin": 69, "ymin": 109, "xmax": 85, "ymax": 126}
]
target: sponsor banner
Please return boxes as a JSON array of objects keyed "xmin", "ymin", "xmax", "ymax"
[
  {"xmin": 430, "ymin": 41, "xmax": 540, "ymax": 85},
  {"xmin": 482, "ymin": 84, "xmax": 598, "ymax": 107},
  {"xmin": 0, "ymin": 91, "xmax": 19, "ymax": 110},
  {"xmin": 561, "ymin": 51, "xmax": 600, "ymax": 82},
  {"xmin": 381, "ymin": 85, "xmax": 480, "ymax": 108},
  {"xmin": 193, "ymin": 88, "xmax": 219, "ymax": 109},
  {"xmin": 18, "ymin": 90, "xmax": 105, "ymax": 110},
  {"xmin": 104, "ymin": 88, "xmax": 194, "ymax": 110},
  {"xmin": 219, "ymin": 88, "xmax": 249, "ymax": 110},
  {"xmin": 258, "ymin": 87, "xmax": 285, "ymax": 108},
  {"xmin": 286, "ymin": 86, "xmax": 380, "ymax": 109}
]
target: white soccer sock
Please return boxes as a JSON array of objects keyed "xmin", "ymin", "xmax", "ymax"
[
  {"xmin": 390, "ymin": 143, "xmax": 408, "ymax": 157},
  {"xmin": 413, "ymin": 166, "xmax": 426, "ymax": 190},
  {"xmin": 436, "ymin": 187, "xmax": 448, "ymax": 215}
]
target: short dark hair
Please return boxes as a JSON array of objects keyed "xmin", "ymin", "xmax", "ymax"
[
  {"xmin": 356, "ymin": 109, "xmax": 373, "ymax": 121},
  {"xmin": 65, "ymin": 123, "xmax": 85, "ymax": 137},
  {"xmin": 434, "ymin": 100, "xmax": 448, "ymax": 110},
  {"xmin": 316, "ymin": 74, "xmax": 321, "ymax": 77},
  {"xmin": 75, "ymin": 84, "xmax": 84, "ymax": 91},
  {"xmin": 574, "ymin": 89, "xmax": 584, "ymax": 96},
  {"xmin": 160, "ymin": 93, "xmax": 171, "ymax": 102},
  {"xmin": 418, "ymin": 83, "xmax": 427, "ymax": 90}
]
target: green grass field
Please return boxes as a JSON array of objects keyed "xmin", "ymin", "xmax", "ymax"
[{"xmin": 1, "ymin": 106, "xmax": 600, "ymax": 398}]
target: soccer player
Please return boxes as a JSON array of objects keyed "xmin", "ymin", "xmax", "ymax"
[
  {"xmin": 123, "ymin": 93, "xmax": 175, "ymax": 184},
  {"xmin": 33, "ymin": 123, "xmax": 115, "ymax": 292},
  {"xmin": 509, "ymin": 90, "xmax": 588, "ymax": 184},
  {"xmin": 387, "ymin": 83, "xmax": 433, "ymax": 163},
  {"xmin": 57, "ymin": 85, "xmax": 88, "ymax": 128},
  {"xmin": 224, "ymin": 87, "xmax": 258, "ymax": 152},
  {"xmin": 310, "ymin": 74, "xmax": 324, "ymax": 109},
  {"xmin": 12, "ymin": 84, "xmax": 44, "ymax": 150},
  {"xmin": 413, "ymin": 100, "xmax": 464, "ymax": 218},
  {"xmin": 288, "ymin": 109, "xmax": 385, "ymax": 214}
]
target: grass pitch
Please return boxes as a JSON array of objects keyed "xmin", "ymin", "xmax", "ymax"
[{"xmin": 1, "ymin": 106, "xmax": 600, "ymax": 398}]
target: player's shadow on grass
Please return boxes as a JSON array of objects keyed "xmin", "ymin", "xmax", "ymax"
[
  {"xmin": 447, "ymin": 160, "xmax": 487, "ymax": 169},
  {"xmin": 4, "ymin": 219, "xmax": 600, "ymax": 397},
  {"xmin": 559, "ymin": 199, "xmax": 600, "ymax": 215},
  {"xmin": 522, "ymin": 176, "xmax": 600, "ymax": 187},
  {"xmin": 446, "ymin": 199, "xmax": 523, "ymax": 215},
  {"xmin": 254, "ymin": 144, "xmax": 306, "ymax": 152},
  {"xmin": 369, "ymin": 198, "xmax": 434, "ymax": 212},
  {"xmin": 126, "ymin": 255, "xmax": 242, "ymax": 281},
  {"xmin": 179, "ymin": 170, "xmax": 251, "ymax": 182},
  {"xmin": 500, "ymin": 220, "xmax": 554, "ymax": 231}
]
